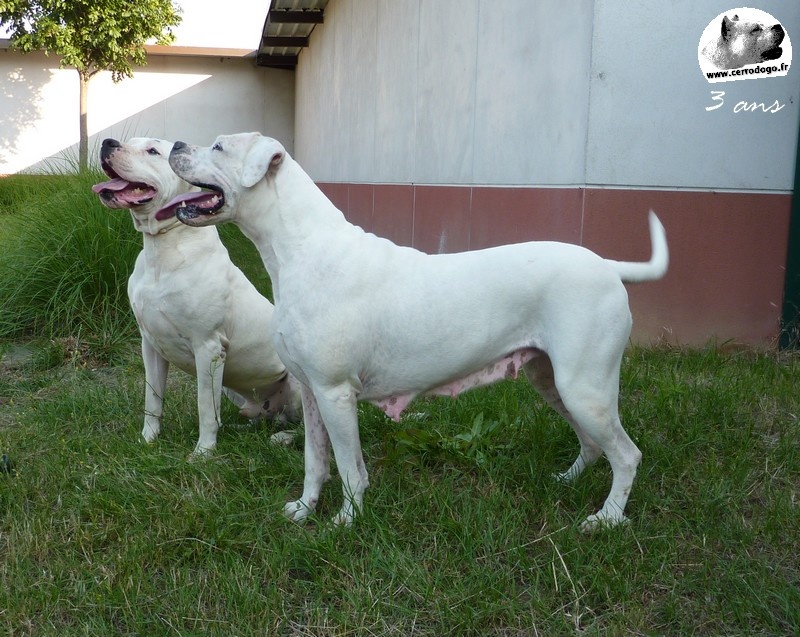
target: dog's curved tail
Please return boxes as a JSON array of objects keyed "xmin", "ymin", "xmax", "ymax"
[{"xmin": 605, "ymin": 211, "xmax": 669, "ymax": 283}]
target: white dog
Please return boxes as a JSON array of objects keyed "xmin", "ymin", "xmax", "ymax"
[
  {"xmin": 92, "ymin": 137, "xmax": 301, "ymax": 456},
  {"xmin": 702, "ymin": 14, "xmax": 785, "ymax": 70},
  {"xmin": 166, "ymin": 133, "xmax": 668, "ymax": 531}
]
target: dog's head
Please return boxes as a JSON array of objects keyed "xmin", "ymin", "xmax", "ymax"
[
  {"xmin": 718, "ymin": 14, "xmax": 785, "ymax": 66},
  {"xmin": 165, "ymin": 132, "xmax": 285, "ymax": 228},
  {"xmin": 92, "ymin": 137, "xmax": 196, "ymax": 234}
]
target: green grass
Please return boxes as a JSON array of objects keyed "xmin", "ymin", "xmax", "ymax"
[{"xmin": 0, "ymin": 341, "xmax": 798, "ymax": 635}]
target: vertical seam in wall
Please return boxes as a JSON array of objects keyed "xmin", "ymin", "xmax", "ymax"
[
  {"xmin": 580, "ymin": 2, "xmax": 598, "ymax": 248},
  {"xmin": 468, "ymin": 186, "xmax": 474, "ymax": 250},
  {"xmin": 411, "ymin": 184, "xmax": 417, "ymax": 250},
  {"xmin": 414, "ymin": 0, "xmax": 421, "ymax": 184},
  {"xmin": 470, "ymin": 0, "xmax": 481, "ymax": 185},
  {"xmin": 580, "ymin": 187, "xmax": 586, "ymax": 247}
]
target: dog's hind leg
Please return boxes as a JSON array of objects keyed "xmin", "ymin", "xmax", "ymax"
[
  {"xmin": 523, "ymin": 355, "xmax": 602, "ymax": 482},
  {"xmin": 284, "ymin": 384, "xmax": 331, "ymax": 523},
  {"xmin": 142, "ymin": 337, "xmax": 168, "ymax": 444},
  {"xmin": 223, "ymin": 388, "xmax": 247, "ymax": 410},
  {"xmin": 564, "ymin": 397, "xmax": 640, "ymax": 532},
  {"xmin": 551, "ymin": 354, "xmax": 641, "ymax": 532}
]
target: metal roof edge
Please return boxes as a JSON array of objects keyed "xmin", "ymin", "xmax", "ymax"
[{"xmin": 0, "ymin": 39, "xmax": 255, "ymax": 59}]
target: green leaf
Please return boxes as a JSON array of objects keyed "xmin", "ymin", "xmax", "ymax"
[{"xmin": 0, "ymin": 0, "xmax": 182, "ymax": 79}]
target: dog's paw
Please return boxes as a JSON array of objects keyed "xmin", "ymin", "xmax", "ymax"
[
  {"xmin": 552, "ymin": 470, "xmax": 573, "ymax": 484},
  {"xmin": 331, "ymin": 508, "xmax": 355, "ymax": 527},
  {"xmin": 141, "ymin": 427, "xmax": 159, "ymax": 444},
  {"xmin": 284, "ymin": 499, "xmax": 313, "ymax": 523},
  {"xmin": 579, "ymin": 512, "xmax": 629, "ymax": 534},
  {"xmin": 269, "ymin": 430, "xmax": 297, "ymax": 446},
  {"xmin": 188, "ymin": 444, "xmax": 215, "ymax": 462}
]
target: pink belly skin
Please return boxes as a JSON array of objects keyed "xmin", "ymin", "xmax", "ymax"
[{"xmin": 373, "ymin": 348, "xmax": 539, "ymax": 422}]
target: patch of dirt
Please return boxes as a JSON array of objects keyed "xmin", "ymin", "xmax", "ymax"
[{"xmin": 0, "ymin": 343, "xmax": 36, "ymax": 371}]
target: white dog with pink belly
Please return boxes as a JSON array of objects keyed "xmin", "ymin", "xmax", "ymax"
[
  {"xmin": 166, "ymin": 132, "xmax": 668, "ymax": 531},
  {"xmin": 93, "ymin": 137, "xmax": 300, "ymax": 456}
]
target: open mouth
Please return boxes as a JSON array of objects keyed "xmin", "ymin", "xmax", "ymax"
[
  {"xmin": 761, "ymin": 46, "xmax": 783, "ymax": 61},
  {"xmin": 761, "ymin": 29, "xmax": 785, "ymax": 62},
  {"xmin": 92, "ymin": 161, "xmax": 157, "ymax": 208},
  {"xmin": 158, "ymin": 184, "xmax": 225, "ymax": 222}
]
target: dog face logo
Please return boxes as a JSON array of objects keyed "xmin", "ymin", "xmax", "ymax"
[
  {"xmin": 698, "ymin": 8, "xmax": 791, "ymax": 83},
  {"xmin": 705, "ymin": 14, "xmax": 784, "ymax": 69}
]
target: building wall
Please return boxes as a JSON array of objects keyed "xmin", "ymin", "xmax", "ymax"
[
  {"xmin": 588, "ymin": 1, "xmax": 798, "ymax": 190},
  {"xmin": 295, "ymin": 0, "xmax": 800, "ymax": 346},
  {"xmin": 0, "ymin": 49, "xmax": 295, "ymax": 174},
  {"xmin": 295, "ymin": 0, "xmax": 593, "ymax": 185}
]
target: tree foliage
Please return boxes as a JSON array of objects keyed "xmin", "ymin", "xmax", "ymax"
[
  {"xmin": 0, "ymin": 0, "xmax": 182, "ymax": 81},
  {"xmin": 0, "ymin": 0, "xmax": 182, "ymax": 170}
]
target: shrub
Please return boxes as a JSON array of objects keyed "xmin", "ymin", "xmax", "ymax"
[{"xmin": 0, "ymin": 172, "xmax": 141, "ymax": 353}]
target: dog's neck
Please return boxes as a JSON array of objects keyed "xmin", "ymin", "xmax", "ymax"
[
  {"xmin": 139, "ymin": 215, "xmax": 217, "ymax": 269},
  {"xmin": 132, "ymin": 211, "xmax": 183, "ymax": 237},
  {"xmin": 235, "ymin": 156, "xmax": 354, "ymax": 300}
]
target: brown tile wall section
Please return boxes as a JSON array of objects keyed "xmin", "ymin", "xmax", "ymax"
[{"xmin": 316, "ymin": 183, "xmax": 792, "ymax": 347}]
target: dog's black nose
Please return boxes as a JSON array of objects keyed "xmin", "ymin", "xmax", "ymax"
[
  {"xmin": 100, "ymin": 138, "xmax": 120, "ymax": 160},
  {"xmin": 172, "ymin": 141, "xmax": 188, "ymax": 153}
]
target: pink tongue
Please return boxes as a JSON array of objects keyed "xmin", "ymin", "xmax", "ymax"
[
  {"xmin": 164, "ymin": 191, "xmax": 207, "ymax": 206},
  {"xmin": 155, "ymin": 191, "xmax": 210, "ymax": 221},
  {"xmin": 92, "ymin": 178, "xmax": 129, "ymax": 193}
]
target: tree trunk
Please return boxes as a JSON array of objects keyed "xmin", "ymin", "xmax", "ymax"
[{"xmin": 78, "ymin": 71, "xmax": 89, "ymax": 172}]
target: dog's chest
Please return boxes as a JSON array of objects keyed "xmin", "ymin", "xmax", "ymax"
[{"xmin": 128, "ymin": 274, "xmax": 200, "ymax": 372}]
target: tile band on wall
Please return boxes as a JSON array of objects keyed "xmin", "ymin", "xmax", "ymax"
[{"xmin": 318, "ymin": 182, "xmax": 792, "ymax": 347}]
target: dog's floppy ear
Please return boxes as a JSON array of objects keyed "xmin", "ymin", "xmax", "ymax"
[{"xmin": 242, "ymin": 136, "xmax": 285, "ymax": 188}]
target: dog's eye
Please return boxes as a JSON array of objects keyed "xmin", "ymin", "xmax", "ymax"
[
  {"xmin": 751, "ymin": 26, "xmax": 762, "ymax": 33},
  {"xmin": 212, "ymin": 143, "xmax": 223, "ymax": 152},
  {"xmin": 147, "ymin": 148, "xmax": 160, "ymax": 156}
]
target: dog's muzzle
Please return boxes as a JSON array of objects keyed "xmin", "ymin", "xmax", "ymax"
[{"xmin": 92, "ymin": 138, "xmax": 157, "ymax": 208}]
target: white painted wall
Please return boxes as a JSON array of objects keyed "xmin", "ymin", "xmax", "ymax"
[
  {"xmin": 587, "ymin": 0, "xmax": 800, "ymax": 190},
  {"xmin": 0, "ymin": 50, "xmax": 295, "ymax": 174},
  {"xmin": 296, "ymin": 0, "xmax": 593, "ymax": 186},
  {"xmin": 294, "ymin": 0, "xmax": 800, "ymax": 192}
]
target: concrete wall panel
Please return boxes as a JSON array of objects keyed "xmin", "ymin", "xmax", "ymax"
[
  {"xmin": 414, "ymin": 0, "xmax": 479, "ymax": 184},
  {"xmin": 473, "ymin": 0, "xmax": 592, "ymax": 185},
  {"xmin": 374, "ymin": 0, "xmax": 420, "ymax": 182}
]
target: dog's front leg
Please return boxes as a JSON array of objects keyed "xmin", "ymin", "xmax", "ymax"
[
  {"xmin": 141, "ymin": 337, "xmax": 168, "ymax": 444},
  {"xmin": 284, "ymin": 384, "xmax": 331, "ymax": 522},
  {"xmin": 315, "ymin": 385, "xmax": 369, "ymax": 526},
  {"xmin": 192, "ymin": 344, "xmax": 227, "ymax": 457}
]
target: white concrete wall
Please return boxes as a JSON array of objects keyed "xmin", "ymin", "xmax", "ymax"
[
  {"xmin": 0, "ymin": 50, "xmax": 295, "ymax": 174},
  {"xmin": 295, "ymin": 0, "xmax": 593, "ymax": 186},
  {"xmin": 587, "ymin": 0, "xmax": 800, "ymax": 190},
  {"xmin": 294, "ymin": 0, "xmax": 800, "ymax": 192}
]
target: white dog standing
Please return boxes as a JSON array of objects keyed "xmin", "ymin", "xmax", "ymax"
[
  {"xmin": 92, "ymin": 137, "xmax": 301, "ymax": 456},
  {"xmin": 166, "ymin": 133, "xmax": 668, "ymax": 531}
]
